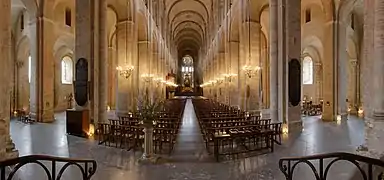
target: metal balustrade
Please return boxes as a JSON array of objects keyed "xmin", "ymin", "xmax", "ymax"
[
  {"xmin": 0, "ymin": 155, "xmax": 97, "ymax": 180},
  {"xmin": 279, "ymin": 152, "xmax": 384, "ymax": 180}
]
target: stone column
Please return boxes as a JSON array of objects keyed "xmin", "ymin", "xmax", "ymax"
[
  {"xmin": 229, "ymin": 41, "xmax": 240, "ymax": 107},
  {"xmin": 269, "ymin": 0, "xmax": 279, "ymax": 121},
  {"xmin": 108, "ymin": 46, "xmax": 116, "ymax": 109},
  {"xmin": 152, "ymin": 52, "xmax": 160, "ymax": 98},
  {"xmin": 372, "ymin": 0, "xmax": 384, "ymax": 119},
  {"xmin": 29, "ymin": 17, "xmax": 55, "ymax": 123},
  {"xmin": 361, "ymin": 0, "xmax": 375, "ymax": 118},
  {"xmin": 322, "ymin": 21, "xmax": 337, "ymax": 121},
  {"xmin": 97, "ymin": 0, "xmax": 108, "ymax": 124},
  {"xmin": 357, "ymin": 0, "xmax": 384, "ymax": 160},
  {"xmin": 218, "ymin": 52, "xmax": 225, "ymax": 103},
  {"xmin": 314, "ymin": 63, "xmax": 322, "ymax": 104},
  {"xmin": 285, "ymin": 0, "xmax": 302, "ymax": 128},
  {"xmin": 337, "ymin": 22, "xmax": 348, "ymax": 119},
  {"xmin": 116, "ymin": 21, "xmax": 135, "ymax": 115},
  {"xmin": 349, "ymin": 59, "xmax": 358, "ymax": 113},
  {"xmin": 75, "ymin": 0, "xmax": 92, "ymax": 120},
  {"xmin": 0, "ymin": 0, "xmax": 18, "ymax": 160},
  {"xmin": 214, "ymin": 54, "xmax": 219, "ymax": 101},
  {"xmin": 138, "ymin": 41, "xmax": 151, "ymax": 97},
  {"xmin": 261, "ymin": 34, "xmax": 269, "ymax": 109}
]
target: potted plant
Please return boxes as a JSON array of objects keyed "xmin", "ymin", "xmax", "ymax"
[{"xmin": 136, "ymin": 92, "xmax": 164, "ymax": 163}]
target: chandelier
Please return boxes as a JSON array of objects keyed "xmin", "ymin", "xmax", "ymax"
[
  {"xmin": 116, "ymin": 65, "xmax": 134, "ymax": 79},
  {"xmin": 242, "ymin": 65, "xmax": 261, "ymax": 78}
]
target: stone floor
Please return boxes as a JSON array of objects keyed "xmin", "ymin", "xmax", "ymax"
[{"xmin": 9, "ymin": 99, "xmax": 366, "ymax": 180}]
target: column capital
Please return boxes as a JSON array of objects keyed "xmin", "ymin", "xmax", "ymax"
[
  {"xmin": 243, "ymin": 20, "xmax": 261, "ymax": 28},
  {"xmin": 350, "ymin": 59, "xmax": 358, "ymax": 66},
  {"xmin": 28, "ymin": 16, "xmax": 55, "ymax": 25},
  {"xmin": 116, "ymin": 20, "xmax": 134, "ymax": 26},
  {"xmin": 138, "ymin": 40, "xmax": 150, "ymax": 44}
]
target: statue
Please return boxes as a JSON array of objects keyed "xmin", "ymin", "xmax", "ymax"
[{"xmin": 67, "ymin": 93, "xmax": 73, "ymax": 109}]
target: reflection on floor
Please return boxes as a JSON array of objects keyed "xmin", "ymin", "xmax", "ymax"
[{"xmin": 10, "ymin": 103, "xmax": 365, "ymax": 180}]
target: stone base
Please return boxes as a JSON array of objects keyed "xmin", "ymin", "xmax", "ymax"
[
  {"xmin": 137, "ymin": 154, "xmax": 162, "ymax": 164},
  {"xmin": 5, "ymin": 149, "xmax": 19, "ymax": 159},
  {"xmin": 30, "ymin": 112, "xmax": 55, "ymax": 123},
  {"xmin": 288, "ymin": 120, "xmax": 303, "ymax": 133},
  {"xmin": 356, "ymin": 117, "xmax": 384, "ymax": 159}
]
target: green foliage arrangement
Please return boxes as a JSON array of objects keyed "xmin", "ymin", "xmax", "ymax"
[{"xmin": 136, "ymin": 92, "xmax": 164, "ymax": 127}]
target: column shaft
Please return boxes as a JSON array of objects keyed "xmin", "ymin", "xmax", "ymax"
[
  {"xmin": 373, "ymin": 0, "xmax": 384, "ymax": 119},
  {"xmin": 269, "ymin": 0, "xmax": 279, "ymax": 121},
  {"xmin": 230, "ymin": 41, "xmax": 240, "ymax": 107},
  {"xmin": 98, "ymin": 0, "xmax": 108, "ymax": 123},
  {"xmin": 322, "ymin": 22, "xmax": 337, "ymax": 121},
  {"xmin": 0, "ymin": 0, "xmax": 18, "ymax": 160},
  {"xmin": 29, "ymin": 17, "xmax": 55, "ymax": 122}
]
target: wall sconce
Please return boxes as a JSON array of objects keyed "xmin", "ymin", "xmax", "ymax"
[
  {"xmin": 107, "ymin": 105, "xmax": 111, "ymax": 111},
  {"xmin": 87, "ymin": 124, "xmax": 95, "ymax": 137},
  {"xmin": 242, "ymin": 65, "xmax": 261, "ymax": 78},
  {"xmin": 336, "ymin": 115, "xmax": 342, "ymax": 124},
  {"xmin": 116, "ymin": 65, "xmax": 134, "ymax": 79},
  {"xmin": 141, "ymin": 74, "xmax": 154, "ymax": 82},
  {"xmin": 282, "ymin": 124, "xmax": 289, "ymax": 134},
  {"xmin": 358, "ymin": 107, "xmax": 364, "ymax": 116},
  {"xmin": 222, "ymin": 73, "xmax": 238, "ymax": 82}
]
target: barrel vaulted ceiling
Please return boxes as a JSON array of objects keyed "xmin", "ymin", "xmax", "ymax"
[{"xmin": 165, "ymin": 0, "xmax": 212, "ymax": 56}]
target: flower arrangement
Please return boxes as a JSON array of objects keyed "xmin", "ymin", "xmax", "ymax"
[{"xmin": 136, "ymin": 92, "xmax": 164, "ymax": 127}]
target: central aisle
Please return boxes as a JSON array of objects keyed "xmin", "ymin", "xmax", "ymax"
[{"xmin": 171, "ymin": 98, "xmax": 208, "ymax": 161}]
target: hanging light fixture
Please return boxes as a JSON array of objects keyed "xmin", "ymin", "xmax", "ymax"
[
  {"xmin": 141, "ymin": 1, "xmax": 152, "ymax": 83},
  {"xmin": 242, "ymin": 0, "xmax": 260, "ymax": 78},
  {"xmin": 116, "ymin": 1, "xmax": 134, "ymax": 79},
  {"xmin": 116, "ymin": 65, "xmax": 134, "ymax": 78}
]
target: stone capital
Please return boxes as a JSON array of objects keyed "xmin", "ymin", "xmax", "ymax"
[{"xmin": 350, "ymin": 59, "xmax": 358, "ymax": 66}]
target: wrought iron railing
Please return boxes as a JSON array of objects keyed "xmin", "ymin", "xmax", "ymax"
[
  {"xmin": 0, "ymin": 155, "xmax": 97, "ymax": 180},
  {"xmin": 279, "ymin": 152, "xmax": 384, "ymax": 180}
]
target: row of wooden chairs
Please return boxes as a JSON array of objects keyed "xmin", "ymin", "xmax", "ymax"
[
  {"xmin": 192, "ymin": 99, "xmax": 282, "ymax": 161},
  {"xmin": 97, "ymin": 99, "xmax": 186, "ymax": 155}
]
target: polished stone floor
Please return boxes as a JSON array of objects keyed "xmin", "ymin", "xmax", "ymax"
[{"xmin": 9, "ymin": 100, "xmax": 366, "ymax": 179}]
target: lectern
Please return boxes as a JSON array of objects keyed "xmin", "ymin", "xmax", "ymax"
[{"xmin": 66, "ymin": 109, "xmax": 89, "ymax": 137}]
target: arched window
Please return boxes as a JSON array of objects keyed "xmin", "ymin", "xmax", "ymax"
[
  {"xmin": 20, "ymin": 13, "xmax": 24, "ymax": 30},
  {"xmin": 65, "ymin": 8, "xmax": 71, "ymax": 26},
  {"xmin": 302, "ymin": 56, "xmax": 313, "ymax": 85},
  {"xmin": 28, "ymin": 56, "xmax": 31, "ymax": 83},
  {"xmin": 61, "ymin": 56, "xmax": 73, "ymax": 84},
  {"xmin": 305, "ymin": 8, "xmax": 311, "ymax": 23}
]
